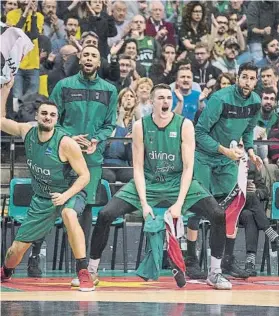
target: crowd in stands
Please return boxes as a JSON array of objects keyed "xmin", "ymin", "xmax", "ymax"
[{"xmin": 1, "ymin": 0, "xmax": 279, "ymax": 276}]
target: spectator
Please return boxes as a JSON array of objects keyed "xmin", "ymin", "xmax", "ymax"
[
  {"xmin": 134, "ymin": 77, "xmax": 154, "ymax": 119},
  {"xmin": 51, "ymin": 15, "xmax": 79, "ymax": 53},
  {"xmin": 212, "ymin": 37, "xmax": 240, "ymax": 76},
  {"xmin": 108, "ymin": 1, "xmax": 130, "ymax": 48},
  {"xmin": 246, "ymin": 0, "xmax": 279, "ymax": 63},
  {"xmin": 1, "ymin": 0, "xmax": 18, "ymax": 23},
  {"xmin": 118, "ymin": 38, "xmax": 147, "ymax": 77},
  {"xmin": 191, "ymin": 42, "xmax": 221, "ymax": 90},
  {"xmin": 164, "ymin": 0, "xmax": 184, "ymax": 33},
  {"xmin": 172, "ymin": 68, "xmax": 202, "ymax": 121},
  {"xmin": 65, "ymin": 31, "xmax": 120, "ymax": 82},
  {"xmin": 42, "ymin": 0, "xmax": 66, "ymax": 42},
  {"xmin": 149, "ymin": 44, "xmax": 177, "ymax": 85},
  {"xmin": 194, "ymin": 73, "xmax": 236, "ymax": 125},
  {"xmin": 179, "ymin": 1, "xmax": 208, "ymax": 60},
  {"xmin": 112, "ymin": 54, "xmax": 134, "ymax": 92},
  {"xmin": 102, "ymin": 87, "xmax": 136, "ymax": 188},
  {"xmin": 254, "ymin": 88, "xmax": 278, "ymax": 163},
  {"xmin": 79, "ymin": 0, "xmax": 117, "ymax": 58},
  {"xmin": 145, "ymin": 1, "xmax": 176, "ymax": 46},
  {"xmin": 47, "ymin": 44, "xmax": 78, "ymax": 95},
  {"xmin": 255, "ymin": 66, "xmax": 279, "ymax": 107},
  {"xmin": 212, "ymin": 72, "xmax": 236, "ymax": 93},
  {"xmin": 256, "ymin": 36, "xmax": 279, "ymax": 70},
  {"xmin": 239, "ymin": 162, "xmax": 279, "ymax": 276},
  {"xmin": 137, "ymin": 0, "xmax": 149, "ymax": 19},
  {"xmin": 7, "ymin": 0, "xmax": 44, "ymax": 101},
  {"xmin": 229, "ymin": 0, "xmax": 247, "ymax": 31},
  {"xmin": 130, "ymin": 14, "xmax": 161, "ymax": 75},
  {"xmin": 268, "ymin": 119, "xmax": 279, "ymax": 166}
]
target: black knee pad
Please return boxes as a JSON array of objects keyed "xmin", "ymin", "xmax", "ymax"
[{"xmin": 187, "ymin": 216, "xmax": 201, "ymax": 230}]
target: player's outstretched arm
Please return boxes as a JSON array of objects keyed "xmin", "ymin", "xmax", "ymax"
[{"xmin": 1, "ymin": 78, "xmax": 32, "ymax": 138}]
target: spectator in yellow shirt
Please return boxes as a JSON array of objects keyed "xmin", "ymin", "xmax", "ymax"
[{"xmin": 7, "ymin": 0, "xmax": 44, "ymax": 103}]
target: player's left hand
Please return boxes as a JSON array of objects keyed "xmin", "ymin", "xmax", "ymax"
[
  {"xmin": 168, "ymin": 202, "xmax": 182, "ymax": 219},
  {"xmin": 50, "ymin": 192, "xmax": 69, "ymax": 206},
  {"xmin": 249, "ymin": 154, "xmax": 263, "ymax": 171}
]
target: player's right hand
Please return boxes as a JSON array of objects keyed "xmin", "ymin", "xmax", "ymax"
[
  {"xmin": 142, "ymin": 204, "xmax": 155, "ymax": 220},
  {"xmin": 226, "ymin": 147, "xmax": 244, "ymax": 161},
  {"xmin": 72, "ymin": 134, "xmax": 91, "ymax": 148}
]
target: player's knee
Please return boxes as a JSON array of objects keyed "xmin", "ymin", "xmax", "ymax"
[
  {"xmin": 187, "ymin": 217, "xmax": 200, "ymax": 230},
  {"xmin": 213, "ymin": 207, "xmax": 225, "ymax": 227},
  {"xmin": 62, "ymin": 208, "xmax": 78, "ymax": 223},
  {"xmin": 9, "ymin": 241, "xmax": 30, "ymax": 255},
  {"xmin": 98, "ymin": 208, "xmax": 114, "ymax": 223}
]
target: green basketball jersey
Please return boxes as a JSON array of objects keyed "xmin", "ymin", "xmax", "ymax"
[
  {"xmin": 143, "ymin": 113, "xmax": 184, "ymax": 186},
  {"xmin": 24, "ymin": 127, "xmax": 77, "ymax": 198}
]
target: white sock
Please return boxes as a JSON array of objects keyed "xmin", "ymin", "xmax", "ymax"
[
  {"xmin": 88, "ymin": 258, "xmax": 100, "ymax": 274},
  {"xmin": 210, "ymin": 256, "xmax": 222, "ymax": 275}
]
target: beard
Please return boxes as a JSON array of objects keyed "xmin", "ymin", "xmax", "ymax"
[
  {"xmin": 38, "ymin": 122, "xmax": 53, "ymax": 132},
  {"xmin": 80, "ymin": 64, "xmax": 97, "ymax": 78},
  {"xmin": 268, "ymin": 51, "xmax": 279, "ymax": 61}
]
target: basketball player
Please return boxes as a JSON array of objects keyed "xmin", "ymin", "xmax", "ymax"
[
  {"xmin": 0, "ymin": 78, "xmax": 94, "ymax": 292},
  {"xmin": 85, "ymin": 83, "xmax": 233, "ymax": 290},
  {"xmin": 185, "ymin": 62, "xmax": 263, "ymax": 280}
]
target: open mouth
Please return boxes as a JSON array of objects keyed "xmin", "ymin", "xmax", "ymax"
[{"xmin": 162, "ymin": 106, "xmax": 169, "ymax": 112}]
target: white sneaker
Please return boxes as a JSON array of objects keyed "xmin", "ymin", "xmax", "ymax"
[
  {"xmin": 71, "ymin": 273, "xmax": 99, "ymax": 287},
  {"xmin": 207, "ymin": 273, "xmax": 232, "ymax": 290}
]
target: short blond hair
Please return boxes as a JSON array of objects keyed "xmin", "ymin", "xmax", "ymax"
[{"xmin": 134, "ymin": 77, "xmax": 154, "ymax": 92}]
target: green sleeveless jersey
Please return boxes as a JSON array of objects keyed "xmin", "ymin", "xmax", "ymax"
[
  {"xmin": 143, "ymin": 113, "xmax": 184, "ymax": 186},
  {"xmin": 24, "ymin": 127, "xmax": 77, "ymax": 198}
]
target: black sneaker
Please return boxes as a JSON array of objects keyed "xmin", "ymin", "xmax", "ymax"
[
  {"xmin": 245, "ymin": 261, "xmax": 257, "ymax": 277},
  {"xmin": 168, "ymin": 258, "xmax": 186, "ymax": 288},
  {"xmin": 185, "ymin": 256, "xmax": 208, "ymax": 279},
  {"xmin": 271, "ymin": 236, "xmax": 279, "ymax": 252},
  {"xmin": 221, "ymin": 255, "xmax": 249, "ymax": 279},
  {"xmin": 27, "ymin": 256, "xmax": 42, "ymax": 278}
]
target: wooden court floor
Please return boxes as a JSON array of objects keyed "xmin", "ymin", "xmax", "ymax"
[{"xmin": 1, "ymin": 271, "xmax": 279, "ymax": 315}]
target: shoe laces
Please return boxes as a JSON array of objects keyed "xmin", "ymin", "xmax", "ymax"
[{"xmin": 214, "ymin": 273, "xmax": 229, "ymax": 283}]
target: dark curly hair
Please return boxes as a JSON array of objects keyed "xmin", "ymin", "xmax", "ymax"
[{"xmin": 181, "ymin": 1, "xmax": 208, "ymax": 33}]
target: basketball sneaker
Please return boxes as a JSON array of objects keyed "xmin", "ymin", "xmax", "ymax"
[
  {"xmin": 221, "ymin": 255, "xmax": 249, "ymax": 279},
  {"xmin": 244, "ymin": 261, "xmax": 257, "ymax": 277},
  {"xmin": 71, "ymin": 272, "xmax": 99, "ymax": 287},
  {"xmin": 78, "ymin": 269, "xmax": 95, "ymax": 292},
  {"xmin": 207, "ymin": 272, "xmax": 232, "ymax": 290},
  {"xmin": 185, "ymin": 256, "xmax": 208, "ymax": 279},
  {"xmin": 1, "ymin": 267, "xmax": 12, "ymax": 282},
  {"xmin": 27, "ymin": 255, "xmax": 42, "ymax": 278}
]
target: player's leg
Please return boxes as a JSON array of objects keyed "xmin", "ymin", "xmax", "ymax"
[
  {"xmin": 88, "ymin": 197, "xmax": 136, "ymax": 277},
  {"xmin": 187, "ymin": 195, "xmax": 232, "ymax": 290},
  {"xmin": 185, "ymin": 155, "xmax": 211, "ymax": 279},
  {"xmin": 238, "ymin": 208, "xmax": 259, "ymax": 276},
  {"xmin": 28, "ymin": 239, "xmax": 44, "ymax": 277},
  {"xmin": 62, "ymin": 191, "xmax": 94, "ymax": 292},
  {"xmin": 1, "ymin": 241, "xmax": 31, "ymax": 281},
  {"xmin": 214, "ymin": 163, "xmax": 249, "ymax": 279}
]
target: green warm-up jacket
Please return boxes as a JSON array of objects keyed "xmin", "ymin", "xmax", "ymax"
[
  {"xmin": 195, "ymin": 84, "xmax": 261, "ymax": 158},
  {"xmin": 50, "ymin": 72, "xmax": 118, "ymax": 167}
]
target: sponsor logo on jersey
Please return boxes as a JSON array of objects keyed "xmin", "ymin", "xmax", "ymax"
[
  {"xmin": 45, "ymin": 147, "xmax": 52, "ymax": 155},
  {"xmin": 27, "ymin": 159, "xmax": 50, "ymax": 175},
  {"xmin": 149, "ymin": 150, "xmax": 175, "ymax": 161},
  {"xmin": 169, "ymin": 132, "xmax": 177, "ymax": 138}
]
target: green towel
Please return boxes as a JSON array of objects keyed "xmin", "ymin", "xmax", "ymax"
[{"xmin": 136, "ymin": 215, "xmax": 166, "ymax": 281}]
